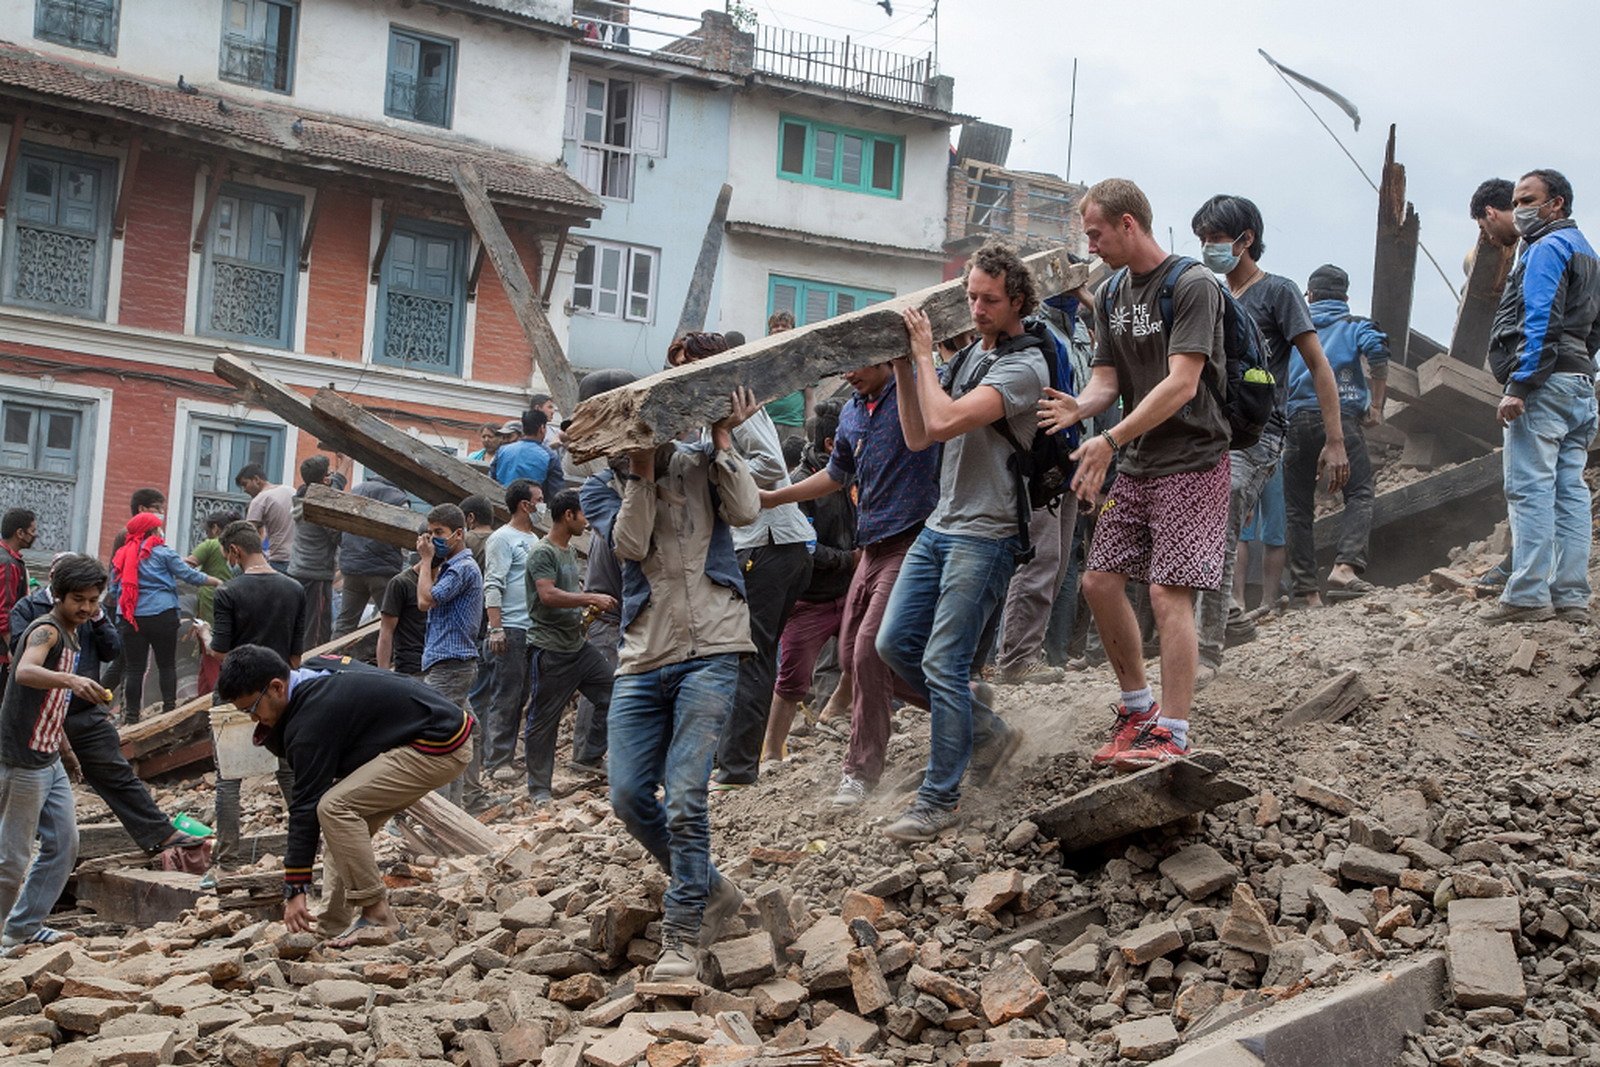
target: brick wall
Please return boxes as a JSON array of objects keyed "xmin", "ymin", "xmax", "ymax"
[
  {"xmin": 469, "ymin": 227, "xmax": 540, "ymax": 391},
  {"xmin": 117, "ymin": 150, "xmax": 197, "ymax": 333},
  {"xmin": 303, "ymin": 190, "xmax": 373, "ymax": 361}
]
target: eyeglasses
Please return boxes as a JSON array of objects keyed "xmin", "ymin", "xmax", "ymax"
[{"xmin": 240, "ymin": 689, "xmax": 268, "ymax": 719}]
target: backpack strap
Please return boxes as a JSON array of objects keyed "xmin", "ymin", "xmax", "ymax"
[
  {"xmin": 949, "ymin": 336, "xmax": 1041, "ymax": 564},
  {"xmin": 1152, "ymin": 256, "xmax": 1228, "ymax": 412}
]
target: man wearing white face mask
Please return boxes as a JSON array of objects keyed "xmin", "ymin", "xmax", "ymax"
[
  {"xmin": 1189, "ymin": 195, "xmax": 1349, "ymax": 687},
  {"xmin": 1482, "ymin": 169, "xmax": 1600, "ymax": 623}
]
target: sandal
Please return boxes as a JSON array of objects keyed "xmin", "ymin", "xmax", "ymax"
[
  {"xmin": 2, "ymin": 927, "xmax": 75, "ymax": 952},
  {"xmin": 323, "ymin": 917, "xmax": 408, "ymax": 949},
  {"xmin": 1326, "ymin": 578, "xmax": 1376, "ymax": 601}
]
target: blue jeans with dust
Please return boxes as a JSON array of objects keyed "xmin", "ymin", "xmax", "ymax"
[
  {"xmin": 875, "ymin": 528, "xmax": 1019, "ymax": 811},
  {"xmin": 1503, "ymin": 372, "xmax": 1600, "ymax": 609},
  {"xmin": 0, "ymin": 760, "xmax": 77, "ymax": 942},
  {"xmin": 608, "ymin": 654, "xmax": 739, "ymax": 936}
]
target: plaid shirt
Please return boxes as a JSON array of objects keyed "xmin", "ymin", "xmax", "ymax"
[
  {"xmin": 826, "ymin": 376, "xmax": 940, "ymax": 546},
  {"xmin": 421, "ymin": 549, "xmax": 483, "ymax": 671}
]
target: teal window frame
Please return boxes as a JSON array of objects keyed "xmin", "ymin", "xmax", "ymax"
[
  {"xmin": 197, "ymin": 182, "xmax": 303, "ymax": 350},
  {"xmin": 34, "ymin": 0, "xmax": 119, "ymax": 55},
  {"xmin": 373, "ymin": 215, "xmax": 468, "ymax": 376},
  {"xmin": 767, "ymin": 274, "xmax": 891, "ymax": 327},
  {"xmin": 218, "ymin": 0, "xmax": 298, "ymax": 95},
  {"xmin": 776, "ymin": 114, "xmax": 903, "ymax": 199},
  {"xmin": 0, "ymin": 141, "xmax": 117, "ymax": 320},
  {"xmin": 386, "ymin": 26, "xmax": 456, "ymax": 128}
]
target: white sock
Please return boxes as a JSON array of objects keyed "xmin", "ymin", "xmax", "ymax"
[
  {"xmin": 1120, "ymin": 688, "xmax": 1154, "ymax": 716},
  {"xmin": 1156, "ymin": 717, "xmax": 1189, "ymax": 749}
]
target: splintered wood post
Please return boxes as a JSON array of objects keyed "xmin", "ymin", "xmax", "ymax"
[
  {"xmin": 399, "ymin": 791, "xmax": 503, "ymax": 856},
  {"xmin": 1451, "ymin": 234, "xmax": 1516, "ymax": 369},
  {"xmin": 674, "ymin": 183, "xmax": 733, "ymax": 339},
  {"xmin": 1282, "ymin": 669, "xmax": 1370, "ymax": 728},
  {"xmin": 213, "ymin": 353, "xmax": 361, "ymax": 455},
  {"xmin": 566, "ymin": 248, "xmax": 1091, "ymax": 461},
  {"xmin": 1416, "ymin": 354, "xmax": 1503, "ymax": 441},
  {"xmin": 309, "ymin": 388, "xmax": 511, "ymax": 522},
  {"xmin": 452, "ymin": 161, "xmax": 580, "ymax": 413},
  {"xmin": 1371, "ymin": 125, "xmax": 1419, "ymax": 368},
  {"xmin": 303, "ymin": 484, "xmax": 555, "ymax": 544},
  {"xmin": 1314, "ymin": 449, "xmax": 1503, "ymax": 550},
  {"xmin": 1031, "ymin": 752, "xmax": 1252, "ymax": 852}
]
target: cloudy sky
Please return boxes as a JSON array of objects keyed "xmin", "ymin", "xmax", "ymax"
[{"xmin": 642, "ymin": 0, "xmax": 1600, "ymax": 344}]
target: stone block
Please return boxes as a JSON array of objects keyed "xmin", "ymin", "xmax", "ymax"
[
  {"xmin": 1051, "ymin": 942, "xmax": 1100, "ymax": 982},
  {"xmin": 1310, "ymin": 885, "xmax": 1369, "ymax": 934},
  {"xmin": 1446, "ymin": 930, "xmax": 1527, "ymax": 1010},
  {"xmin": 57, "ymin": 974, "xmax": 143, "ymax": 1002},
  {"xmin": 1293, "ymin": 776, "xmax": 1359, "ymax": 815},
  {"xmin": 809, "ymin": 1007, "xmax": 880, "ymax": 1054},
  {"xmin": 793, "ymin": 916, "xmax": 851, "ymax": 991},
  {"xmin": 1219, "ymin": 883, "xmax": 1279, "ymax": 954},
  {"xmin": 1279, "ymin": 863, "xmax": 1335, "ymax": 919},
  {"xmin": 751, "ymin": 978, "xmax": 806, "ymax": 1020},
  {"xmin": 1398, "ymin": 837, "xmax": 1454, "ymax": 870},
  {"xmin": 369, "ymin": 1005, "xmax": 445, "ymax": 1060},
  {"xmin": 1349, "ymin": 815, "xmax": 1398, "ymax": 854},
  {"xmin": 581, "ymin": 992, "xmax": 641, "ymax": 1028},
  {"xmin": 966, "ymin": 1038, "xmax": 1068, "ymax": 1066},
  {"xmin": 854, "ymin": 864, "xmax": 918, "ymax": 898},
  {"xmin": 550, "ymin": 973, "xmax": 608, "ymax": 1007},
  {"xmin": 963, "ymin": 870, "xmax": 1023, "ymax": 913},
  {"xmin": 42, "ymin": 1031, "xmax": 174, "ymax": 1067},
  {"xmin": 847, "ymin": 947, "xmax": 892, "ymax": 1016},
  {"xmin": 1379, "ymin": 790, "xmax": 1431, "ymax": 839},
  {"xmin": 583, "ymin": 1026, "xmax": 654, "ymax": 1067},
  {"xmin": 298, "ymin": 978, "xmax": 371, "ymax": 1011},
  {"xmin": 906, "ymin": 964, "xmax": 979, "ymax": 1010},
  {"xmin": 1340, "ymin": 844, "xmax": 1409, "ymax": 887},
  {"xmin": 1118, "ymin": 920, "xmax": 1183, "ymax": 965},
  {"xmin": 222, "ymin": 1024, "xmax": 308, "ymax": 1067},
  {"xmin": 839, "ymin": 891, "xmax": 885, "ymax": 925},
  {"xmin": 1113, "ymin": 1015, "xmax": 1180, "ymax": 1061},
  {"xmin": 709, "ymin": 932, "xmax": 776, "ymax": 989},
  {"xmin": 45, "ymin": 996, "xmax": 138, "ymax": 1034},
  {"xmin": 498, "ymin": 1022, "xmax": 547, "ymax": 1065},
  {"xmin": 978, "ymin": 957, "xmax": 1048, "ymax": 1025},
  {"xmin": 501, "ymin": 896, "xmax": 558, "ymax": 931},
  {"xmin": 1158, "ymin": 844, "xmax": 1239, "ymax": 902}
]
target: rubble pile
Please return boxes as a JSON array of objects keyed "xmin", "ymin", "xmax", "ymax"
[{"xmin": 5, "ymin": 532, "xmax": 1600, "ymax": 1065}]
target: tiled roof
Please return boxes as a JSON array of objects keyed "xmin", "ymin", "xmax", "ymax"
[{"xmin": 0, "ymin": 41, "xmax": 600, "ymax": 216}]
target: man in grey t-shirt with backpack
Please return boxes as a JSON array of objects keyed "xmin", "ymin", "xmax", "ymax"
[{"xmin": 875, "ymin": 241, "xmax": 1048, "ymax": 843}]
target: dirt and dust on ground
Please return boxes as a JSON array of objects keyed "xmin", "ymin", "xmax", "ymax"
[{"xmin": 5, "ymin": 479, "xmax": 1599, "ymax": 1067}]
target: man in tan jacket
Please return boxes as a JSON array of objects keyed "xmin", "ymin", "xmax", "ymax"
[{"xmin": 600, "ymin": 386, "xmax": 762, "ymax": 983}]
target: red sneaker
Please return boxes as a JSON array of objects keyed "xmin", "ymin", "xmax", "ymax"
[
  {"xmin": 1091, "ymin": 703, "xmax": 1159, "ymax": 766},
  {"xmin": 1113, "ymin": 723, "xmax": 1190, "ymax": 772}
]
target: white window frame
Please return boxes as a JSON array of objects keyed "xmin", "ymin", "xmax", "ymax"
[
  {"xmin": 564, "ymin": 72, "xmax": 666, "ymax": 201},
  {"xmin": 572, "ymin": 240, "xmax": 657, "ymax": 324}
]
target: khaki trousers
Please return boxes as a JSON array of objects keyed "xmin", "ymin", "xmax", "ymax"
[{"xmin": 315, "ymin": 742, "xmax": 471, "ymax": 933}]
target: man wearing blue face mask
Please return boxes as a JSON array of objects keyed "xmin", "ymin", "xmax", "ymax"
[
  {"xmin": 1482, "ymin": 169, "xmax": 1600, "ymax": 624},
  {"xmin": 416, "ymin": 504, "xmax": 483, "ymax": 806},
  {"xmin": 1189, "ymin": 195, "xmax": 1350, "ymax": 687}
]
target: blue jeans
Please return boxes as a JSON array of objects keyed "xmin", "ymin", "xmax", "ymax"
[
  {"xmin": 875, "ymin": 529, "xmax": 1018, "ymax": 810},
  {"xmin": 0, "ymin": 760, "xmax": 76, "ymax": 941},
  {"xmin": 608, "ymin": 654, "xmax": 739, "ymax": 935},
  {"xmin": 1503, "ymin": 373, "xmax": 1600, "ymax": 608}
]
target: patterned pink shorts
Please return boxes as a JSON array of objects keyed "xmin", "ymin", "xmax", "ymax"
[{"xmin": 1086, "ymin": 455, "xmax": 1231, "ymax": 590}]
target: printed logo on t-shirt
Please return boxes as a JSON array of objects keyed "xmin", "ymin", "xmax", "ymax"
[{"xmin": 1108, "ymin": 302, "xmax": 1164, "ymax": 339}]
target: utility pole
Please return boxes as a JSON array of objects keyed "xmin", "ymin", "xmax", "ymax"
[{"xmin": 1065, "ymin": 58, "xmax": 1078, "ymax": 183}]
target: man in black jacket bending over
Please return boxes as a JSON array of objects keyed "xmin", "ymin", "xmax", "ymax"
[{"xmin": 216, "ymin": 645, "xmax": 473, "ymax": 946}]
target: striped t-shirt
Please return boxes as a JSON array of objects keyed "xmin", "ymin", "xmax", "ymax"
[{"xmin": 0, "ymin": 616, "xmax": 80, "ymax": 769}]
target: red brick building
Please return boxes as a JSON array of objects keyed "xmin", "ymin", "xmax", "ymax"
[{"xmin": 1, "ymin": 0, "xmax": 600, "ymax": 561}]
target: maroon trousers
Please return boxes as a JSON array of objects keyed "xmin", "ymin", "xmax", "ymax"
[{"xmin": 839, "ymin": 529, "xmax": 924, "ymax": 786}]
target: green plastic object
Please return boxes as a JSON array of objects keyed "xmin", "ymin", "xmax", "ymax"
[
  {"xmin": 171, "ymin": 813, "xmax": 214, "ymax": 838},
  {"xmin": 1243, "ymin": 367, "xmax": 1275, "ymax": 384}
]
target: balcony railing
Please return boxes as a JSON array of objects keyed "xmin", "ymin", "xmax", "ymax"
[
  {"xmin": 386, "ymin": 73, "xmax": 449, "ymax": 127},
  {"xmin": 571, "ymin": 0, "xmax": 704, "ymax": 60},
  {"xmin": 220, "ymin": 34, "xmax": 291, "ymax": 92},
  {"xmin": 753, "ymin": 25, "xmax": 933, "ymax": 108}
]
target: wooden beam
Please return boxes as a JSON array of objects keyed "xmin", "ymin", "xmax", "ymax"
[
  {"xmin": 213, "ymin": 353, "xmax": 357, "ymax": 455},
  {"xmin": 190, "ymin": 158, "xmax": 231, "ymax": 253},
  {"xmin": 539, "ymin": 226, "xmax": 567, "ymax": 308},
  {"xmin": 451, "ymin": 161, "xmax": 581, "ymax": 412},
  {"xmin": 112, "ymin": 133, "xmax": 142, "ymax": 239},
  {"xmin": 566, "ymin": 248, "xmax": 1092, "ymax": 462},
  {"xmin": 1417, "ymin": 354, "xmax": 1502, "ymax": 441},
  {"xmin": 1313, "ymin": 450, "xmax": 1502, "ymax": 550},
  {"xmin": 1370, "ymin": 126, "xmax": 1419, "ymax": 367},
  {"xmin": 0, "ymin": 115, "xmax": 23, "ymax": 220},
  {"xmin": 309, "ymin": 388, "xmax": 512, "ymax": 521},
  {"xmin": 298, "ymin": 189, "xmax": 323, "ymax": 271},
  {"xmin": 1282, "ymin": 670, "xmax": 1370, "ymax": 729},
  {"xmin": 1449, "ymin": 235, "xmax": 1516, "ymax": 369},
  {"xmin": 673, "ymin": 182, "xmax": 733, "ymax": 339},
  {"xmin": 466, "ymin": 242, "xmax": 488, "ymax": 301},
  {"xmin": 370, "ymin": 204, "xmax": 399, "ymax": 284},
  {"xmin": 397, "ymin": 791, "xmax": 504, "ymax": 857},
  {"xmin": 302, "ymin": 484, "xmax": 424, "ymax": 549},
  {"xmin": 1031, "ymin": 752, "xmax": 1252, "ymax": 853}
]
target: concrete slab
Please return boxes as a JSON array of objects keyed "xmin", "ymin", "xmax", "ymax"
[{"xmin": 1150, "ymin": 952, "xmax": 1445, "ymax": 1067}]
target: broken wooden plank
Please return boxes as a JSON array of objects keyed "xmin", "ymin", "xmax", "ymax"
[
  {"xmin": 1371, "ymin": 125, "xmax": 1419, "ymax": 368},
  {"xmin": 1282, "ymin": 670, "xmax": 1370, "ymax": 729},
  {"xmin": 1031, "ymin": 752, "xmax": 1252, "ymax": 852},
  {"xmin": 1384, "ymin": 364, "xmax": 1421, "ymax": 406},
  {"xmin": 302, "ymin": 484, "xmax": 425, "ymax": 550},
  {"xmin": 1450, "ymin": 235, "xmax": 1516, "ymax": 368},
  {"xmin": 452, "ymin": 161, "xmax": 580, "ymax": 413},
  {"xmin": 75, "ymin": 825, "xmax": 286, "ymax": 863},
  {"xmin": 397, "ymin": 791, "xmax": 503, "ymax": 857},
  {"xmin": 674, "ymin": 182, "xmax": 733, "ymax": 339},
  {"xmin": 213, "ymin": 353, "xmax": 360, "ymax": 455},
  {"xmin": 1314, "ymin": 450, "xmax": 1502, "ymax": 551},
  {"xmin": 131, "ymin": 737, "xmax": 215, "ymax": 779},
  {"xmin": 310, "ymin": 388, "xmax": 512, "ymax": 521},
  {"xmin": 564, "ymin": 249, "xmax": 1092, "ymax": 462}
]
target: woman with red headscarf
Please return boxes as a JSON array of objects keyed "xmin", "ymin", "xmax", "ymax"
[{"xmin": 108, "ymin": 514, "xmax": 221, "ymax": 723}]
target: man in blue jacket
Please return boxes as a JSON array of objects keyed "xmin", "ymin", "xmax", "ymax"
[
  {"xmin": 1484, "ymin": 169, "xmax": 1600, "ymax": 623},
  {"xmin": 1282, "ymin": 265, "xmax": 1389, "ymax": 608}
]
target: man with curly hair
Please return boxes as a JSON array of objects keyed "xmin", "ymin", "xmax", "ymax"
[{"xmin": 875, "ymin": 241, "xmax": 1049, "ymax": 842}]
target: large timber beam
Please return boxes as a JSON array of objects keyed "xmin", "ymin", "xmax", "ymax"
[
  {"xmin": 1371, "ymin": 125, "xmax": 1419, "ymax": 368},
  {"xmin": 309, "ymin": 388, "xmax": 512, "ymax": 523},
  {"xmin": 566, "ymin": 248, "xmax": 1092, "ymax": 462},
  {"xmin": 452, "ymin": 161, "xmax": 580, "ymax": 413},
  {"xmin": 1313, "ymin": 449, "xmax": 1502, "ymax": 550},
  {"xmin": 302, "ymin": 484, "xmax": 425, "ymax": 549},
  {"xmin": 213, "ymin": 353, "xmax": 359, "ymax": 455},
  {"xmin": 1450, "ymin": 234, "xmax": 1516, "ymax": 369},
  {"xmin": 674, "ymin": 183, "xmax": 733, "ymax": 339}
]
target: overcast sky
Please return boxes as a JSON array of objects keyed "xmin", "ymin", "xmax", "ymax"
[{"xmin": 641, "ymin": 0, "xmax": 1600, "ymax": 344}]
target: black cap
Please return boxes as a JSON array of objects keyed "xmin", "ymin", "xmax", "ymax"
[{"xmin": 1307, "ymin": 264, "xmax": 1349, "ymax": 301}]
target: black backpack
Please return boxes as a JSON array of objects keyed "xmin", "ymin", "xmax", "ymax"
[
  {"xmin": 1106, "ymin": 256, "xmax": 1277, "ymax": 450},
  {"xmin": 943, "ymin": 323, "xmax": 1076, "ymax": 565}
]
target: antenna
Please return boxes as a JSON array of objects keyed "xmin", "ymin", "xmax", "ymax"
[
  {"xmin": 1065, "ymin": 58, "xmax": 1078, "ymax": 183},
  {"xmin": 930, "ymin": 0, "xmax": 940, "ymax": 70}
]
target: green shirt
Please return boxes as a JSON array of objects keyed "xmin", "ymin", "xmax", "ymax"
[
  {"xmin": 764, "ymin": 390, "xmax": 806, "ymax": 428},
  {"xmin": 524, "ymin": 538, "xmax": 584, "ymax": 653},
  {"xmin": 191, "ymin": 538, "xmax": 233, "ymax": 624}
]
